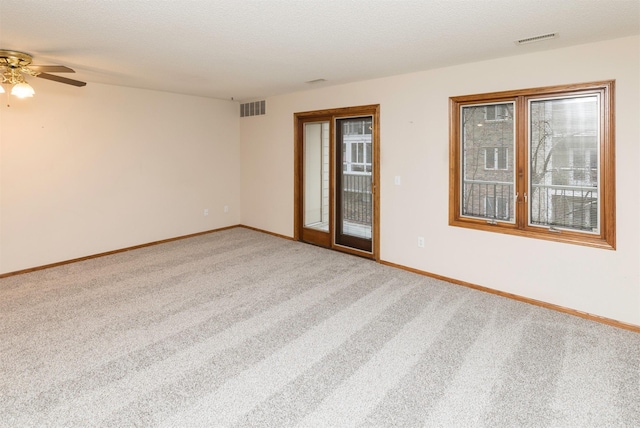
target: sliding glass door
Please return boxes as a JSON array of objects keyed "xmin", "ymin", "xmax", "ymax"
[{"xmin": 295, "ymin": 105, "xmax": 379, "ymax": 259}]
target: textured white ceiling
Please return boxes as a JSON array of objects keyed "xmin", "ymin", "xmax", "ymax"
[{"xmin": 0, "ymin": 0, "xmax": 638, "ymax": 101}]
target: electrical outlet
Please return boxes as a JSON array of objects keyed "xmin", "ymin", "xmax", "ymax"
[
  {"xmin": 394, "ymin": 176, "xmax": 401, "ymax": 185},
  {"xmin": 224, "ymin": 205, "xmax": 229, "ymax": 213},
  {"xmin": 417, "ymin": 236, "xmax": 425, "ymax": 248},
  {"xmin": 204, "ymin": 209, "xmax": 209, "ymax": 216}
]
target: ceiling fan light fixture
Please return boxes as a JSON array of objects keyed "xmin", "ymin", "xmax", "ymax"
[
  {"xmin": 11, "ymin": 82, "xmax": 35, "ymax": 98},
  {"xmin": 0, "ymin": 85, "xmax": 5, "ymax": 94},
  {"xmin": 0, "ymin": 49, "xmax": 86, "ymax": 97}
]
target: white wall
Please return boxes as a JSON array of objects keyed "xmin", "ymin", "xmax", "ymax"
[
  {"xmin": 1, "ymin": 37, "xmax": 637, "ymax": 327},
  {"xmin": 239, "ymin": 36, "xmax": 640, "ymax": 326},
  {"xmin": 0, "ymin": 81, "xmax": 241, "ymax": 273}
]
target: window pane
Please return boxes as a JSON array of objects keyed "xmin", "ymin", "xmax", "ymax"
[
  {"xmin": 529, "ymin": 95, "xmax": 599, "ymax": 232},
  {"xmin": 303, "ymin": 122, "xmax": 330, "ymax": 231},
  {"xmin": 486, "ymin": 106, "xmax": 496, "ymax": 121},
  {"xmin": 338, "ymin": 118, "xmax": 373, "ymax": 241},
  {"xmin": 461, "ymin": 103, "xmax": 515, "ymax": 222},
  {"xmin": 485, "ymin": 148, "xmax": 496, "ymax": 169},
  {"xmin": 351, "ymin": 142, "xmax": 359, "ymax": 163}
]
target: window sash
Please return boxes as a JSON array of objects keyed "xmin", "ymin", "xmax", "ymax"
[
  {"xmin": 460, "ymin": 102, "xmax": 516, "ymax": 223},
  {"xmin": 527, "ymin": 94, "xmax": 600, "ymax": 234}
]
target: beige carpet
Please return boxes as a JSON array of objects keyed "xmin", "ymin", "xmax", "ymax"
[{"xmin": 1, "ymin": 227, "xmax": 639, "ymax": 427}]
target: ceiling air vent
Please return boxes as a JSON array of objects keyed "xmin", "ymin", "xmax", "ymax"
[
  {"xmin": 515, "ymin": 33, "xmax": 558, "ymax": 45},
  {"xmin": 240, "ymin": 100, "xmax": 266, "ymax": 117}
]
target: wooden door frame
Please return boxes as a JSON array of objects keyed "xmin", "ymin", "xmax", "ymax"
[{"xmin": 294, "ymin": 104, "xmax": 380, "ymax": 261}]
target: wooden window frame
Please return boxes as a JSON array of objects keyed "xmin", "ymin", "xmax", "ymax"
[{"xmin": 449, "ymin": 80, "xmax": 615, "ymax": 249}]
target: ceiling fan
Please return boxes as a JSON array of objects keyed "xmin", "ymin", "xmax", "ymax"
[{"xmin": 0, "ymin": 49, "xmax": 86, "ymax": 98}]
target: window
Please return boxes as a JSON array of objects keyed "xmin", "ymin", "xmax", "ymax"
[
  {"xmin": 485, "ymin": 104, "xmax": 510, "ymax": 121},
  {"xmin": 344, "ymin": 120, "xmax": 372, "ymax": 135},
  {"xmin": 343, "ymin": 119, "xmax": 373, "ymax": 174},
  {"xmin": 485, "ymin": 147, "xmax": 509, "ymax": 170},
  {"xmin": 449, "ymin": 81, "xmax": 615, "ymax": 249},
  {"xmin": 344, "ymin": 139, "xmax": 372, "ymax": 173}
]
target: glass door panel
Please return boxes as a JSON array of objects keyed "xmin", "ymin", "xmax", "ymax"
[
  {"xmin": 300, "ymin": 120, "xmax": 331, "ymax": 249},
  {"xmin": 335, "ymin": 116, "xmax": 373, "ymax": 252},
  {"xmin": 304, "ymin": 122, "xmax": 330, "ymax": 231}
]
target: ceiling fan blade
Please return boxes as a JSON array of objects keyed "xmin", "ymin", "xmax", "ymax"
[
  {"xmin": 36, "ymin": 72, "xmax": 86, "ymax": 87},
  {"xmin": 29, "ymin": 65, "xmax": 76, "ymax": 73}
]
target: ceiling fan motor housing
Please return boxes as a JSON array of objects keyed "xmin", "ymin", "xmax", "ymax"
[{"xmin": 0, "ymin": 50, "xmax": 34, "ymax": 68}]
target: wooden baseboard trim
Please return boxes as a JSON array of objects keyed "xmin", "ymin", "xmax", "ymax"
[
  {"xmin": 0, "ymin": 225, "xmax": 241, "ymax": 279},
  {"xmin": 380, "ymin": 260, "xmax": 640, "ymax": 334},
  {"xmin": 238, "ymin": 225, "xmax": 294, "ymax": 241}
]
